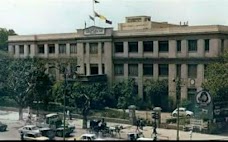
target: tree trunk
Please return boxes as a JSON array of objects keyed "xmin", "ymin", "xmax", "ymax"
[
  {"xmin": 19, "ymin": 107, "xmax": 23, "ymax": 120},
  {"xmin": 82, "ymin": 115, "xmax": 88, "ymax": 129}
]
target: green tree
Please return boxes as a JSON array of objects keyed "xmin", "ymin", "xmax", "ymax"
[
  {"xmin": 202, "ymin": 49, "xmax": 228, "ymax": 100},
  {"xmin": 144, "ymin": 79, "xmax": 168, "ymax": 110},
  {"xmin": 111, "ymin": 79, "xmax": 139, "ymax": 118},
  {"xmin": 52, "ymin": 81, "xmax": 109, "ymax": 129},
  {"xmin": 0, "ymin": 28, "xmax": 16, "ymax": 51},
  {"xmin": 4, "ymin": 58, "xmax": 51, "ymax": 120}
]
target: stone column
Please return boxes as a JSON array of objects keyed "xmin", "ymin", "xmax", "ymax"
[
  {"xmin": 197, "ymin": 64, "xmax": 204, "ymax": 88},
  {"xmin": 30, "ymin": 44, "xmax": 36, "ymax": 57},
  {"xmin": 104, "ymin": 42, "xmax": 113, "ymax": 85},
  {"xmin": 124, "ymin": 63, "xmax": 128, "ymax": 79},
  {"xmin": 98, "ymin": 42, "xmax": 102, "ymax": 74},
  {"xmin": 181, "ymin": 64, "xmax": 188, "ymax": 100},
  {"xmin": 153, "ymin": 41, "xmax": 159, "ymax": 57},
  {"xmin": 24, "ymin": 45, "xmax": 29, "ymax": 58},
  {"xmin": 8, "ymin": 45, "xmax": 14, "ymax": 56},
  {"xmin": 138, "ymin": 41, "xmax": 143, "ymax": 57},
  {"xmin": 44, "ymin": 44, "xmax": 48, "ymax": 58},
  {"xmin": 55, "ymin": 43, "xmax": 59, "ymax": 57},
  {"xmin": 210, "ymin": 39, "xmax": 221, "ymax": 57},
  {"xmin": 153, "ymin": 64, "xmax": 158, "ymax": 80},
  {"xmin": 169, "ymin": 40, "xmax": 176, "ymax": 58},
  {"xmin": 169, "ymin": 64, "xmax": 176, "ymax": 101},
  {"xmin": 77, "ymin": 43, "xmax": 84, "ymax": 74},
  {"xmin": 198, "ymin": 39, "xmax": 205, "ymax": 57},
  {"xmin": 86, "ymin": 43, "xmax": 90, "ymax": 75},
  {"xmin": 15, "ymin": 45, "xmax": 19, "ymax": 58},
  {"xmin": 181, "ymin": 40, "xmax": 188, "ymax": 57},
  {"xmin": 66, "ymin": 43, "xmax": 70, "ymax": 56},
  {"xmin": 123, "ymin": 41, "xmax": 129, "ymax": 57},
  {"xmin": 138, "ymin": 63, "xmax": 143, "ymax": 98}
]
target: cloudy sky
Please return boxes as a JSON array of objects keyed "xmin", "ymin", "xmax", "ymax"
[{"xmin": 1, "ymin": 0, "xmax": 228, "ymax": 35}]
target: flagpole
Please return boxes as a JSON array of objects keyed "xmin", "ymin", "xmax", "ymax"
[{"xmin": 93, "ymin": 0, "xmax": 95, "ymax": 26}]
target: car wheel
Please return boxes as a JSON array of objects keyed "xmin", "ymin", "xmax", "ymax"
[
  {"xmin": 186, "ymin": 114, "xmax": 191, "ymax": 117},
  {"xmin": 56, "ymin": 131, "xmax": 63, "ymax": 137},
  {"xmin": 173, "ymin": 113, "xmax": 177, "ymax": 117}
]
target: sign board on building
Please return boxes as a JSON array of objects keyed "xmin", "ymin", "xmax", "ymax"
[{"xmin": 84, "ymin": 26, "xmax": 105, "ymax": 35}]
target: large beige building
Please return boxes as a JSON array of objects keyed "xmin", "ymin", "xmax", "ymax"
[{"xmin": 8, "ymin": 16, "xmax": 228, "ymax": 108}]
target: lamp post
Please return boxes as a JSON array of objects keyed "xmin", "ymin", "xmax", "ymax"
[
  {"xmin": 173, "ymin": 78, "xmax": 181, "ymax": 141},
  {"xmin": 49, "ymin": 64, "xmax": 80, "ymax": 141}
]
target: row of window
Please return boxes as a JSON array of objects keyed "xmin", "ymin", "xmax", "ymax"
[
  {"xmin": 49, "ymin": 63, "xmax": 105, "ymax": 75},
  {"xmin": 114, "ymin": 39, "xmax": 211, "ymax": 53},
  {"xmin": 114, "ymin": 64, "xmax": 205, "ymax": 78},
  {"xmin": 15, "ymin": 42, "xmax": 105, "ymax": 55}
]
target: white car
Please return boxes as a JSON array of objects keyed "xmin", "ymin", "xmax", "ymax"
[
  {"xmin": 23, "ymin": 131, "xmax": 49, "ymax": 141},
  {"xmin": 67, "ymin": 134, "xmax": 105, "ymax": 141},
  {"xmin": 18, "ymin": 125, "xmax": 40, "ymax": 134},
  {"xmin": 172, "ymin": 107, "xmax": 193, "ymax": 117}
]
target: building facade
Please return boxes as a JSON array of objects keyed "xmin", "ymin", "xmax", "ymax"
[{"xmin": 8, "ymin": 16, "xmax": 228, "ymax": 105}]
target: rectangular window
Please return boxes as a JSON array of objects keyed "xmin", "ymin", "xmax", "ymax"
[
  {"xmin": 143, "ymin": 41, "xmax": 153, "ymax": 52},
  {"xmin": 84, "ymin": 64, "xmax": 87, "ymax": 75},
  {"xmin": 188, "ymin": 40, "xmax": 197, "ymax": 52},
  {"xmin": 38, "ymin": 44, "xmax": 44, "ymax": 54},
  {"xmin": 28, "ymin": 45, "xmax": 31, "ymax": 54},
  {"xmin": 177, "ymin": 40, "xmax": 181, "ymax": 52},
  {"xmin": 176, "ymin": 64, "xmax": 181, "ymax": 78},
  {"xmin": 83, "ymin": 43, "xmax": 86, "ymax": 54},
  {"xmin": 13, "ymin": 45, "xmax": 15, "ymax": 54},
  {"xmin": 188, "ymin": 64, "xmax": 197, "ymax": 78},
  {"xmin": 48, "ymin": 44, "xmax": 55, "ymax": 54},
  {"xmin": 128, "ymin": 64, "xmax": 138, "ymax": 76},
  {"xmin": 114, "ymin": 42, "xmax": 124, "ymax": 53},
  {"xmin": 205, "ymin": 39, "xmax": 209, "ymax": 52},
  {"xmin": 101, "ymin": 42, "xmax": 104, "ymax": 53},
  {"xmin": 143, "ymin": 64, "xmax": 153, "ymax": 76},
  {"xmin": 114, "ymin": 64, "xmax": 124, "ymax": 76},
  {"xmin": 128, "ymin": 42, "xmax": 138, "ymax": 53},
  {"xmin": 59, "ymin": 44, "xmax": 66, "ymax": 54},
  {"xmin": 90, "ymin": 64, "xmax": 98, "ymax": 75},
  {"xmin": 70, "ymin": 43, "xmax": 77, "ymax": 54},
  {"xmin": 102, "ymin": 64, "xmax": 105, "ymax": 74},
  {"xmin": 89, "ymin": 43, "xmax": 98, "ymax": 54},
  {"xmin": 19, "ymin": 45, "xmax": 24, "ymax": 54},
  {"xmin": 159, "ymin": 64, "xmax": 168, "ymax": 76},
  {"xmin": 159, "ymin": 41, "xmax": 169, "ymax": 52}
]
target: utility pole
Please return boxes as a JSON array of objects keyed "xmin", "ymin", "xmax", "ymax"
[{"xmin": 176, "ymin": 78, "xmax": 181, "ymax": 141}]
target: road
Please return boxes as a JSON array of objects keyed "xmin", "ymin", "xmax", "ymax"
[{"xmin": 0, "ymin": 110, "xmax": 228, "ymax": 140}]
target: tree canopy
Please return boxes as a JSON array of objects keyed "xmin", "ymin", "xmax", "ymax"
[
  {"xmin": 202, "ymin": 49, "xmax": 228, "ymax": 100},
  {"xmin": 0, "ymin": 28, "xmax": 17, "ymax": 51}
]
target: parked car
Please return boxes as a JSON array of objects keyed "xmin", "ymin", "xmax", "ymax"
[
  {"xmin": 0, "ymin": 121, "xmax": 7, "ymax": 132},
  {"xmin": 18, "ymin": 125, "xmax": 40, "ymax": 134},
  {"xmin": 172, "ymin": 107, "xmax": 194, "ymax": 117},
  {"xmin": 67, "ymin": 133, "xmax": 105, "ymax": 141},
  {"xmin": 23, "ymin": 131, "xmax": 49, "ymax": 140}
]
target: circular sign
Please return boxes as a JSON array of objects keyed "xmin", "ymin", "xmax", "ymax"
[{"xmin": 196, "ymin": 90, "xmax": 211, "ymax": 106}]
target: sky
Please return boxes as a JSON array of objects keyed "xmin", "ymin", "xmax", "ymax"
[{"xmin": 1, "ymin": 0, "xmax": 228, "ymax": 35}]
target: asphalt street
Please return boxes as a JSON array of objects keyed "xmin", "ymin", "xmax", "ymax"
[{"xmin": 0, "ymin": 110, "xmax": 228, "ymax": 140}]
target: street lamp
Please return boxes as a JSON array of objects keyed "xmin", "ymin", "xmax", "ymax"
[
  {"xmin": 173, "ymin": 78, "xmax": 181, "ymax": 141},
  {"xmin": 49, "ymin": 64, "xmax": 80, "ymax": 141}
]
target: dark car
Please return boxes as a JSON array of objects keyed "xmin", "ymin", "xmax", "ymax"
[
  {"xmin": 39, "ymin": 127, "xmax": 55, "ymax": 140},
  {"xmin": 0, "ymin": 121, "xmax": 7, "ymax": 132}
]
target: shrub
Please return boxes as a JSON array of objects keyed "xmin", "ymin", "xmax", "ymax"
[{"xmin": 166, "ymin": 118, "xmax": 177, "ymax": 123}]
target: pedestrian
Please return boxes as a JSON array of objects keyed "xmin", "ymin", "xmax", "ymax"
[{"xmin": 20, "ymin": 132, "xmax": 24, "ymax": 140}]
